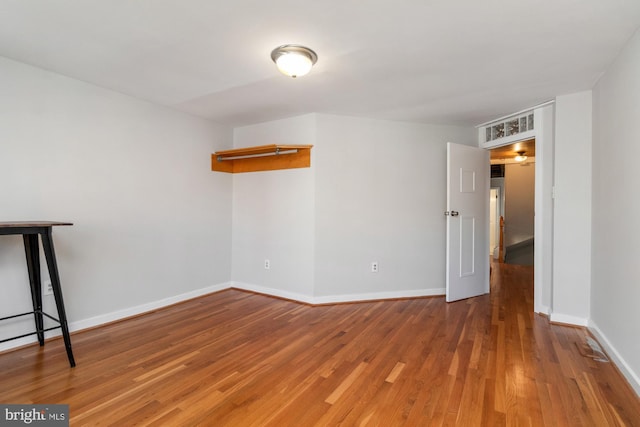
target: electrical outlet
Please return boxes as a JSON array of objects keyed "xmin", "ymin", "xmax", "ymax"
[
  {"xmin": 371, "ymin": 262, "xmax": 379, "ymax": 273},
  {"xmin": 264, "ymin": 259, "xmax": 270, "ymax": 270},
  {"xmin": 44, "ymin": 281, "xmax": 53, "ymax": 295}
]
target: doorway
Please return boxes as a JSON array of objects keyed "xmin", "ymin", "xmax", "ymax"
[
  {"xmin": 479, "ymin": 102, "xmax": 554, "ymax": 315},
  {"xmin": 489, "ymin": 139, "xmax": 536, "ymax": 266},
  {"xmin": 489, "ymin": 187, "xmax": 500, "ymax": 258}
]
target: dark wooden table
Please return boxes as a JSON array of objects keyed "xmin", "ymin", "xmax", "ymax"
[{"xmin": 0, "ymin": 221, "xmax": 75, "ymax": 367}]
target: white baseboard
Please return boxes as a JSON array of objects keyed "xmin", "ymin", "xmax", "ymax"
[
  {"xmin": 231, "ymin": 281, "xmax": 445, "ymax": 305},
  {"xmin": 549, "ymin": 312, "xmax": 589, "ymax": 327},
  {"xmin": 535, "ymin": 304, "xmax": 550, "ymax": 316},
  {"xmin": 589, "ymin": 320, "xmax": 640, "ymax": 397},
  {"xmin": 310, "ymin": 288, "xmax": 445, "ymax": 305}
]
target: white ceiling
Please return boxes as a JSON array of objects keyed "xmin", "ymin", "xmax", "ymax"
[{"xmin": 1, "ymin": 0, "xmax": 639, "ymax": 127}]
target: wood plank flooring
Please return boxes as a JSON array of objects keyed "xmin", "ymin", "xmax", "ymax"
[{"xmin": 1, "ymin": 262, "xmax": 639, "ymax": 426}]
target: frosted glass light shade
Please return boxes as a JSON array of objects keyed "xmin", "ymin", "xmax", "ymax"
[
  {"xmin": 276, "ymin": 53, "xmax": 313, "ymax": 77},
  {"xmin": 271, "ymin": 45, "xmax": 318, "ymax": 78},
  {"xmin": 515, "ymin": 152, "xmax": 528, "ymax": 162}
]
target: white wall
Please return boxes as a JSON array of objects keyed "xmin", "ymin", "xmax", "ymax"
[
  {"xmin": 313, "ymin": 115, "xmax": 476, "ymax": 300},
  {"xmin": 551, "ymin": 91, "xmax": 592, "ymax": 326},
  {"xmin": 504, "ymin": 162, "xmax": 535, "ymax": 247},
  {"xmin": 230, "ymin": 114, "xmax": 475, "ymax": 302},
  {"xmin": 591, "ymin": 29, "xmax": 640, "ymax": 395},
  {"xmin": 231, "ymin": 115, "xmax": 316, "ymax": 300},
  {"xmin": 0, "ymin": 57, "xmax": 233, "ymax": 350}
]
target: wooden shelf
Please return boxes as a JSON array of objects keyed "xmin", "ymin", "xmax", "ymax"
[{"xmin": 211, "ymin": 144, "xmax": 313, "ymax": 173}]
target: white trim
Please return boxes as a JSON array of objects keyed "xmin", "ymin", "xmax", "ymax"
[
  {"xmin": 549, "ymin": 312, "xmax": 589, "ymax": 326},
  {"xmin": 231, "ymin": 281, "xmax": 445, "ymax": 305},
  {"xmin": 311, "ymin": 288, "xmax": 445, "ymax": 305},
  {"xmin": 537, "ymin": 304, "xmax": 550, "ymax": 316},
  {"xmin": 533, "ymin": 105, "xmax": 554, "ymax": 317},
  {"xmin": 476, "ymin": 100, "xmax": 555, "ymax": 127},
  {"xmin": 589, "ymin": 320, "xmax": 640, "ymax": 397}
]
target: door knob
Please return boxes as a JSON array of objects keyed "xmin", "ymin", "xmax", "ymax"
[{"xmin": 450, "ymin": 211, "xmax": 459, "ymax": 217}]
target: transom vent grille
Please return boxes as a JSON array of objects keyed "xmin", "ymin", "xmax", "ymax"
[{"xmin": 491, "ymin": 164, "xmax": 505, "ymax": 178}]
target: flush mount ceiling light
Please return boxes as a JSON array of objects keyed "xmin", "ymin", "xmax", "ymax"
[
  {"xmin": 270, "ymin": 44, "xmax": 318, "ymax": 78},
  {"xmin": 515, "ymin": 151, "xmax": 528, "ymax": 162}
]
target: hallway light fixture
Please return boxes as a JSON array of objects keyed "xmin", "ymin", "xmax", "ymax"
[
  {"xmin": 270, "ymin": 44, "xmax": 318, "ymax": 78},
  {"xmin": 515, "ymin": 151, "xmax": 528, "ymax": 162}
]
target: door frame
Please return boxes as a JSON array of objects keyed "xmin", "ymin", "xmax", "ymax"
[{"xmin": 478, "ymin": 104, "xmax": 554, "ymax": 315}]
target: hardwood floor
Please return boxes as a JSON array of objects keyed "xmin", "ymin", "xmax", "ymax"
[{"xmin": 1, "ymin": 262, "xmax": 639, "ymax": 426}]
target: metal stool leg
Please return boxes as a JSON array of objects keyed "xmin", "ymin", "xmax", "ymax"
[
  {"xmin": 23, "ymin": 234, "xmax": 44, "ymax": 346},
  {"xmin": 41, "ymin": 229, "xmax": 76, "ymax": 367}
]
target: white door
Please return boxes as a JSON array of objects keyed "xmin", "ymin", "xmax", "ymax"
[{"xmin": 446, "ymin": 142, "xmax": 490, "ymax": 302}]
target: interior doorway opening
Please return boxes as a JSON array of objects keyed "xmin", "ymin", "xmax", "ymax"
[
  {"xmin": 489, "ymin": 138, "xmax": 536, "ymax": 267},
  {"xmin": 489, "ymin": 187, "xmax": 500, "ymax": 258},
  {"xmin": 479, "ymin": 102, "xmax": 554, "ymax": 315}
]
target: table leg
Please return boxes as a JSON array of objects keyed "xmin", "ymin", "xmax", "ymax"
[
  {"xmin": 23, "ymin": 234, "xmax": 44, "ymax": 346},
  {"xmin": 41, "ymin": 229, "xmax": 76, "ymax": 367}
]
